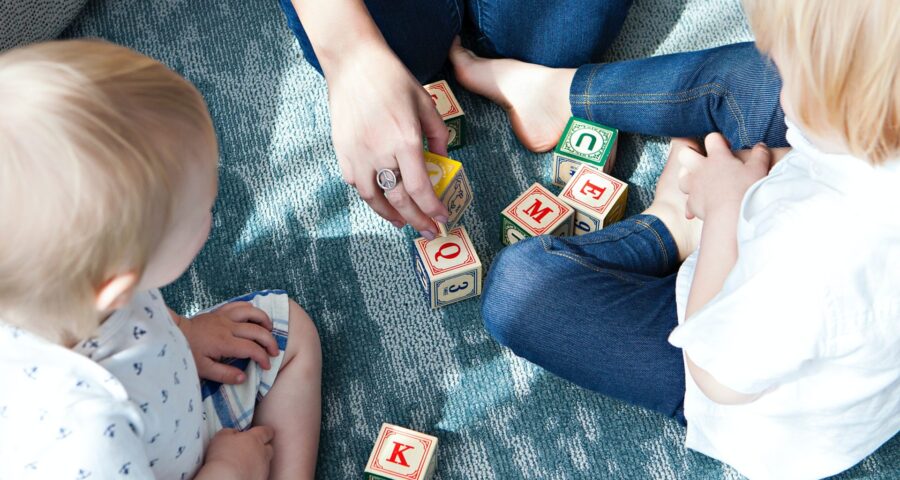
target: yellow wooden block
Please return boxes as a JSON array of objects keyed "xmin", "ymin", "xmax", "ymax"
[{"xmin": 423, "ymin": 151, "xmax": 473, "ymax": 230}]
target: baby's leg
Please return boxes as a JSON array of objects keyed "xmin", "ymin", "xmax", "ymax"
[
  {"xmin": 481, "ymin": 140, "xmax": 702, "ymax": 423},
  {"xmin": 253, "ymin": 300, "xmax": 322, "ymax": 480}
]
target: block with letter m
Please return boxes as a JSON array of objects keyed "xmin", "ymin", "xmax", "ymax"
[{"xmin": 500, "ymin": 183, "xmax": 574, "ymax": 246}]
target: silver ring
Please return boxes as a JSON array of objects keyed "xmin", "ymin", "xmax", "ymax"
[{"xmin": 376, "ymin": 168, "xmax": 401, "ymax": 191}]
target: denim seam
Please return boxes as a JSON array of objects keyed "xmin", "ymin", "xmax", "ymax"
[
  {"xmin": 448, "ymin": 0, "xmax": 462, "ymax": 35},
  {"xmin": 581, "ymin": 67, "xmax": 600, "ymax": 121},
  {"xmin": 539, "ymin": 236, "xmax": 648, "ymax": 285},
  {"xmin": 571, "ymin": 82, "xmax": 751, "ymax": 146},
  {"xmin": 633, "ymin": 218, "xmax": 670, "ymax": 271}
]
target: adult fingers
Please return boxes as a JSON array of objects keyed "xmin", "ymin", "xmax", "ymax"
[
  {"xmin": 233, "ymin": 322, "xmax": 279, "ymax": 357},
  {"xmin": 383, "ymin": 175, "xmax": 438, "ymax": 238},
  {"xmin": 396, "ymin": 144, "xmax": 449, "ymax": 222},
  {"xmin": 198, "ymin": 357, "xmax": 246, "ymax": 385},
  {"xmin": 356, "ymin": 162, "xmax": 405, "ymax": 227},
  {"xmin": 418, "ymin": 90, "xmax": 450, "ymax": 157}
]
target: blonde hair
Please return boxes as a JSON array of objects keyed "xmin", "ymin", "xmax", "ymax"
[
  {"xmin": 0, "ymin": 40, "xmax": 216, "ymax": 343},
  {"xmin": 744, "ymin": 0, "xmax": 899, "ymax": 164}
]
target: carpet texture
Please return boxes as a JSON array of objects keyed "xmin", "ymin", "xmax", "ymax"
[{"xmin": 61, "ymin": 0, "xmax": 899, "ymax": 478}]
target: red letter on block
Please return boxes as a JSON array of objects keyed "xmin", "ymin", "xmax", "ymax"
[
  {"xmin": 579, "ymin": 179, "xmax": 607, "ymax": 200},
  {"xmin": 434, "ymin": 242, "xmax": 461, "ymax": 262},
  {"xmin": 523, "ymin": 199, "xmax": 553, "ymax": 223},
  {"xmin": 386, "ymin": 442, "xmax": 414, "ymax": 467}
]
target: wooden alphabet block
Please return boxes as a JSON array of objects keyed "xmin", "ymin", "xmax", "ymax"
[
  {"xmin": 424, "ymin": 80, "xmax": 466, "ymax": 150},
  {"xmin": 559, "ymin": 164, "xmax": 628, "ymax": 235},
  {"xmin": 365, "ymin": 423, "xmax": 438, "ymax": 480},
  {"xmin": 424, "ymin": 151, "xmax": 473, "ymax": 232},
  {"xmin": 551, "ymin": 116, "xmax": 618, "ymax": 187},
  {"xmin": 412, "ymin": 226, "xmax": 482, "ymax": 309},
  {"xmin": 500, "ymin": 183, "xmax": 574, "ymax": 246}
]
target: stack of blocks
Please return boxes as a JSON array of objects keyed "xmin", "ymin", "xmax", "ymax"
[
  {"xmin": 551, "ymin": 116, "xmax": 619, "ymax": 187},
  {"xmin": 365, "ymin": 423, "xmax": 439, "ymax": 480},
  {"xmin": 502, "ymin": 116, "xmax": 628, "ymax": 246},
  {"xmin": 424, "ymin": 80, "xmax": 466, "ymax": 150}
]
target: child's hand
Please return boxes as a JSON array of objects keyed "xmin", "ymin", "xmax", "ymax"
[
  {"xmin": 678, "ymin": 133, "xmax": 772, "ymax": 221},
  {"xmin": 178, "ymin": 302, "xmax": 279, "ymax": 384},
  {"xmin": 199, "ymin": 427, "xmax": 275, "ymax": 480}
]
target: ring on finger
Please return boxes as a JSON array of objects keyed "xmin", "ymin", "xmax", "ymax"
[{"xmin": 376, "ymin": 168, "xmax": 402, "ymax": 191}]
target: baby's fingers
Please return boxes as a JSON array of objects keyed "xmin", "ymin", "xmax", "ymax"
[
  {"xmin": 233, "ymin": 322, "xmax": 280, "ymax": 357},
  {"xmin": 198, "ymin": 357, "xmax": 246, "ymax": 384},
  {"xmin": 222, "ymin": 303, "xmax": 273, "ymax": 331}
]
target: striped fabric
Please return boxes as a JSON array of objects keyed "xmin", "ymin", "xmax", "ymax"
[{"xmin": 57, "ymin": 0, "xmax": 899, "ymax": 478}]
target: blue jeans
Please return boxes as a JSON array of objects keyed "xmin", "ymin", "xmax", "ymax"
[
  {"xmin": 482, "ymin": 215, "xmax": 687, "ymax": 425},
  {"xmin": 277, "ymin": 0, "xmax": 786, "ymax": 149}
]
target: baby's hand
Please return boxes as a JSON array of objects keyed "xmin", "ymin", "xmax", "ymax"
[
  {"xmin": 200, "ymin": 427, "xmax": 274, "ymax": 480},
  {"xmin": 179, "ymin": 302, "xmax": 279, "ymax": 384},
  {"xmin": 678, "ymin": 133, "xmax": 772, "ymax": 221}
]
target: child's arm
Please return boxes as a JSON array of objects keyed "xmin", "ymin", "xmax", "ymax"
[
  {"xmin": 679, "ymin": 134, "xmax": 773, "ymax": 404},
  {"xmin": 194, "ymin": 427, "xmax": 275, "ymax": 480},
  {"xmin": 170, "ymin": 303, "xmax": 279, "ymax": 384}
]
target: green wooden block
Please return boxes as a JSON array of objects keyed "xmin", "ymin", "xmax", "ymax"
[
  {"xmin": 445, "ymin": 115, "xmax": 466, "ymax": 150},
  {"xmin": 551, "ymin": 116, "xmax": 618, "ymax": 187}
]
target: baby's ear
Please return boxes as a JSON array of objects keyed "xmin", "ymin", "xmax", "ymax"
[{"xmin": 95, "ymin": 272, "xmax": 140, "ymax": 312}]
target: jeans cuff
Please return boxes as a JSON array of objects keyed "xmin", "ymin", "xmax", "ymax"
[
  {"xmin": 569, "ymin": 64, "xmax": 607, "ymax": 122},
  {"xmin": 631, "ymin": 214, "xmax": 680, "ymax": 271}
]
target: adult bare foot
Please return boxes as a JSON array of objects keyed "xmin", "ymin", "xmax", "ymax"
[
  {"xmin": 644, "ymin": 138, "xmax": 704, "ymax": 261},
  {"xmin": 448, "ymin": 37, "xmax": 575, "ymax": 153}
]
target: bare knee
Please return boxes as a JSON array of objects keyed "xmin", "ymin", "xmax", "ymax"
[{"xmin": 284, "ymin": 299, "xmax": 322, "ymax": 378}]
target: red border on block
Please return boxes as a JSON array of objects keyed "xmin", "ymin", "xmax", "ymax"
[
  {"xmin": 504, "ymin": 184, "xmax": 572, "ymax": 236},
  {"xmin": 426, "ymin": 82, "xmax": 461, "ymax": 118},
  {"xmin": 369, "ymin": 426, "xmax": 434, "ymax": 480},
  {"xmin": 560, "ymin": 166, "xmax": 625, "ymax": 215},
  {"xmin": 415, "ymin": 227, "xmax": 477, "ymax": 276}
]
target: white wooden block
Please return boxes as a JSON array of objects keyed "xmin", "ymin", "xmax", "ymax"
[
  {"xmin": 423, "ymin": 80, "xmax": 466, "ymax": 149},
  {"xmin": 559, "ymin": 164, "xmax": 628, "ymax": 235},
  {"xmin": 364, "ymin": 423, "xmax": 438, "ymax": 480},
  {"xmin": 412, "ymin": 226, "xmax": 482, "ymax": 309},
  {"xmin": 500, "ymin": 183, "xmax": 574, "ymax": 246}
]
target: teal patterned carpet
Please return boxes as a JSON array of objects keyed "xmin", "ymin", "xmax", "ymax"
[{"xmin": 61, "ymin": 0, "xmax": 899, "ymax": 478}]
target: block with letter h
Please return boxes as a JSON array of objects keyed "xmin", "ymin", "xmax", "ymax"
[
  {"xmin": 424, "ymin": 151, "xmax": 473, "ymax": 233},
  {"xmin": 559, "ymin": 164, "xmax": 628, "ymax": 235},
  {"xmin": 365, "ymin": 423, "xmax": 439, "ymax": 480},
  {"xmin": 500, "ymin": 183, "xmax": 574, "ymax": 246},
  {"xmin": 412, "ymin": 226, "xmax": 482, "ymax": 309},
  {"xmin": 551, "ymin": 116, "xmax": 618, "ymax": 187},
  {"xmin": 424, "ymin": 80, "xmax": 466, "ymax": 150}
]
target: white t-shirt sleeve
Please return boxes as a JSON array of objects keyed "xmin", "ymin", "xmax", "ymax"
[
  {"xmin": 669, "ymin": 209, "xmax": 832, "ymax": 395},
  {"xmin": 24, "ymin": 397, "xmax": 154, "ymax": 479}
]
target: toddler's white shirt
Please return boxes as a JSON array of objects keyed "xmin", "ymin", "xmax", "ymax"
[
  {"xmin": 669, "ymin": 121, "xmax": 900, "ymax": 479},
  {"xmin": 0, "ymin": 290, "xmax": 206, "ymax": 480}
]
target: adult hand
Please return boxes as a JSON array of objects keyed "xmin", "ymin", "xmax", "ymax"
[
  {"xmin": 678, "ymin": 133, "xmax": 772, "ymax": 221},
  {"xmin": 325, "ymin": 43, "xmax": 450, "ymax": 239},
  {"xmin": 198, "ymin": 427, "xmax": 275, "ymax": 480},
  {"xmin": 177, "ymin": 302, "xmax": 279, "ymax": 384}
]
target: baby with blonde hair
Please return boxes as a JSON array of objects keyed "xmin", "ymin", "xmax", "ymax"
[
  {"xmin": 478, "ymin": 0, "xmax": 899, "ymax": 477},
  {"xmin": 0, "ymin": 40, "xmax": 321, "ymax": 479}
]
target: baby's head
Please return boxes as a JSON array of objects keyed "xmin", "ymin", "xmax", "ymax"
[
  {"xmin": 744, "ymin": 0, "xmax": 899, "ymax": 163},
  {"xmin": 0, "ymin": 40, "xmax": 218, "ymax": 344}
]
